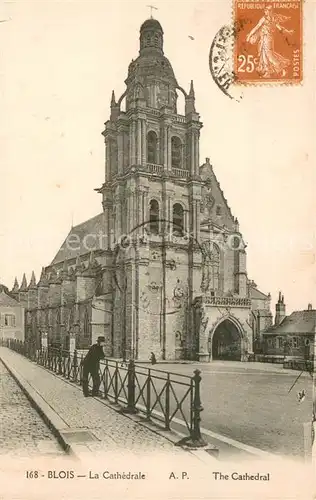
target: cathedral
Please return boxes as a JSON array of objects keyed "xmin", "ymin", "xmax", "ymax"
[{"xmin": 11, "ymin": 17, "xmax": 273, "ymax": 361}]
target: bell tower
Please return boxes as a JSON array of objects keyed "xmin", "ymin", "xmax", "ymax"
[{"xmin": 97, "ymin": 18, "xmax": 204, "ymax": 360}]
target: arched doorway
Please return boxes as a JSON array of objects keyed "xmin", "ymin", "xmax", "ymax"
[{"xmin": 211, "ymin": 319, "xmax": 242, "ymax": 361}]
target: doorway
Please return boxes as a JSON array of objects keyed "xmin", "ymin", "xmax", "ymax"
[{"xmin": 212, "ymin": 319, "xmax": 242, "ymax": 361}]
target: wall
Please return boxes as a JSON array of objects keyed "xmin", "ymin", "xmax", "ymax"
[{"xmin": 263, "ymin": 334, "xmax": 313, "ymax": 358}]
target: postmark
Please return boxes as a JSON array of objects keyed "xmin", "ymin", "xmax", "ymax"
[
  {"xmin": 209, "ymin": 25, "xmax": 242, "ymax": 100},
  {"xmin": 234, "ymin": 0, "xmax": 303, "ymax": 84}
]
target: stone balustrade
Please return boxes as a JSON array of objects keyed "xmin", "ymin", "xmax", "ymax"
[{"xmin": 204, "ymin": 296, "xmax": 251, "ymax": 308}]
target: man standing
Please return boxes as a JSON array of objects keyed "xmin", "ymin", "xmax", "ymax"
[{"xmin": 82, "ymin": 336, "xmax": 105, "ymax": 397}]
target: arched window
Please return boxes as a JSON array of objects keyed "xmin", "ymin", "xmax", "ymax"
[
  {"xmin": 201, "ymin": 242, "xmax": 220, "ymax": 292},
  {"xmin": 173, "ymin": 203, "xmax": 184, "ymax": 236},
  {"xmin": 147, "ymin": 131, "xmax": 158, "ymax": 164},
  {"xmin": 210, "ymin": 244, "xmax": 220, "ymax": 290},
  {"xmin": 171, "ymin": 136, "xmax": 182, "ymax": 168},
  {"xmin": 149, "ymin": 199, "xmax": 159, "ymax": 234},
  {"xmin": 83, "ymin": 309, "xmax": 90, "ymax": 338}
]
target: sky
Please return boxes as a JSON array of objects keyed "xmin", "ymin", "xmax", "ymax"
[{"xmin": 0, "ymin": 0, "xmax": 315, "ymax": 314}]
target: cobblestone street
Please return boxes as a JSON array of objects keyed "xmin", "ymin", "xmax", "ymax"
[{"xmin": 0, "ymin": 360, "xmax": 64, "ymax": 457}]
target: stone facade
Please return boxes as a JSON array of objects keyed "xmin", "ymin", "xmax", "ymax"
[{"xmin": 13, "ymin": 18, "xmax": 272, "ymax": 361}]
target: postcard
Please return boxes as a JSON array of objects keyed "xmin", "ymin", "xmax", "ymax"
[{"xmin": 0, "ymin": 0, "xmax": 315, "ymax": 499}]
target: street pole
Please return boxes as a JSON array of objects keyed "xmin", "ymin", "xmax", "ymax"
[{"xmin": 122, "ymin": 273, "xmax": 127, "ymax": 362}]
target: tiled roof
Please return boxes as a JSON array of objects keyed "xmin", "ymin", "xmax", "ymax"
[
  {"xmin": 50, "ymin": 213, "xmax": 105, "ymax": 265},
  {"xmin": 0, "ymin": 290, "xmax": 20, "ymax": 307},
  {"xmin": 250, "ymin": 287, "xmax": 269, "ymax": 300},
  {"xmin": 264, "ymin": 310, "xmax": 316, "ymax": 336}
]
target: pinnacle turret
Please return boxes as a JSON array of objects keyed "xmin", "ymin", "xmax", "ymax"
[
  {"xmin": 12, "ymin": 277, "xmax": 19, "ymax": 292},
  {"xmin": 28, "ymin": 270, "xmax": 37, "ymax": 289},
  {"xmin": 20, "ymin": 273, "xmax": 28, "ymax": 291},
  {"xmin": 185, "ymin": 80, "xmax": 196, "ymax": 114},
  {"xmin": 189, "ymin": 80, "xmax": 195, "ymax": 98},
  {"xmin": 111, "ymin": 90, "xmax": 116, "ymax": 107},
  {"xmin": 38, "ymin": 267, "xmax": 49, "ymax": 286}
]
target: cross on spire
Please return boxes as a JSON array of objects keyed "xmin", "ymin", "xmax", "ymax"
[{"xmin": 147, "ymin": 4, "xmax": 158, "ymax": 18}]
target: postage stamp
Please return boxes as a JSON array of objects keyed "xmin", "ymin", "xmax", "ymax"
[{"xmin": 234, "ymin": 0, "xmax": 303, "ymax": 84}]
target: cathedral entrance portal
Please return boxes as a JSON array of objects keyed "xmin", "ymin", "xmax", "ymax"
[{"xmin": 211, "ymin": 320, "xmax": 242, "ymax": 361}]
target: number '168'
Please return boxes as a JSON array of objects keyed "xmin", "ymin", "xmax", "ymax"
[
  {"xmin": 26, "ymin": 471, "xmax": 39, "ymax": 479},
  {"xmin": 237, "ymin": 55, "xmax": 259, "ymax": 73}
]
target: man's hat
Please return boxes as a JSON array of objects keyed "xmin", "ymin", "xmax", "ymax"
[{"xmin": 97, "ymin": 336, "xmax": 105, "ymax": 343}]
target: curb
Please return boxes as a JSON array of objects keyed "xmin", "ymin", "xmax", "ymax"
[{"xmin": 28, "ymin": 365, "xmax": 220, "ymax": 462}]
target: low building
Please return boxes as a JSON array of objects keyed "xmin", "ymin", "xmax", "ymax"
[
  {"xmin": 261, "ymin": 295, "xmax": 315, "ymax": 361},
  {"xmin": 0, "ymin": 284, "xmax": 25, "ymax": 341}
]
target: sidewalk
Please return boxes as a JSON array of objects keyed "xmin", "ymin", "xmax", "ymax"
[{"xmin": 0, "ymin": 347, "xmax": 214, "ymax": 462}]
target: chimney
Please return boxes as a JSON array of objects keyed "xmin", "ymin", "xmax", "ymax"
[
  {"xmin": 308, "ymin": 303, "xmax": 313, "ymax": 311},
  {"xmin": 275, "ymin": 291, "xmax": 286, "ymax": 326}
]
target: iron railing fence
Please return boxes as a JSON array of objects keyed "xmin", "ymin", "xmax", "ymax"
[{"xmin": 0, "ymin": 338, "xmax": 206, "ymax": 447}]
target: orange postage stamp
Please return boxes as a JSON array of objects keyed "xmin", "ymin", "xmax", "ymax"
[{"xmin": 234, "ymin": 0, "xmax": 303, "ymax": 84}]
